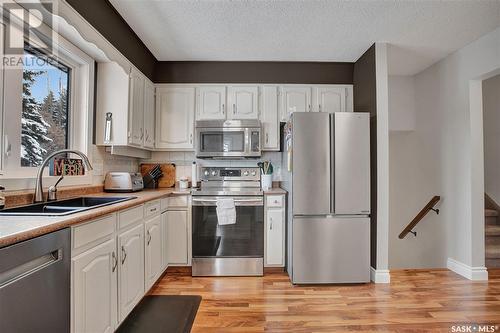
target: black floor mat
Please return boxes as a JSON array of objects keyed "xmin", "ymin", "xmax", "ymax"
[{"xmin": 117, "ymin": 295, "xmax": 202, "ymax": 333}]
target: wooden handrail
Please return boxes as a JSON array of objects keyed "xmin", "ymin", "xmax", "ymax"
[{"xmin": 398, "ymin": 196, "xmax": 441, "ymax": 239}]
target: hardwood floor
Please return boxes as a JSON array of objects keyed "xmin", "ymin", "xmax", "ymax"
[{"xmin": 149, "ymin": 269, "xmax": 500, "ymax": 332}]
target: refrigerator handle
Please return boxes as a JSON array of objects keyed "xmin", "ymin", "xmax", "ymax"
[{"xmin": 330, "ymin": 114, "xmax": 335, "ymax": 214}]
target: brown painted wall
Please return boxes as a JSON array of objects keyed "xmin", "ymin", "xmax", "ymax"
[
  {"xmin": 353, "ymin": 45, "xmax": 377, "ymax": 268},
  {"xmin": 66, "ymin": 0, "xmax": 156, "ymax": 80},
  {"xmin": 154, "ymin": 61, "xmax": 354, "ymax": 84}
]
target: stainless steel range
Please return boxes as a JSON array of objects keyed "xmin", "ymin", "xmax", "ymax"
[{"xmin": 191, "ymin": 166, "xmax": 264, "ymax": 276}]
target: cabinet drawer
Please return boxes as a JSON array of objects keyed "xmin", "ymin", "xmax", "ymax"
[
  {"xmin": 160, "ymin": 197, "xmax": 169, "ymax": 212},
  {"xmin": 72, "ymin": 214, "xmax": 116, "ymax": 251},
  {"xmin": 145, "ymin": 200, "xmax": 161, "ymax": 217},
  {"xmin": 118, "ymin": 205, "xmax": 144, "ymax": 230},
  {"xmin": 266, "ymin": 195, "xmax": 283, "ymax": 208},
  {"xmin": 168, "ymin": 195, "xmax": 188, "ymax": 208}
]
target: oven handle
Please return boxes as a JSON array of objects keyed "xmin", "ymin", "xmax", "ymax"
[{"xmin": 192, "ymin": 198, "xmax": 263, "ymax": 206}]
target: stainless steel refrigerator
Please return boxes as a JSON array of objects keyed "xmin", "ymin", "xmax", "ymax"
[{"xmin": 281, "ymin": 112, "xmax": 370, "ymax": 284}]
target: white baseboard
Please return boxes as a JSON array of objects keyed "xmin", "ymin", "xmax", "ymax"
[
  {"xmin": 447, "ymin": 258, "xmax": 488, "ymax": 280},
  {"xmin": 370, "ymin": 267, "xmax": 390, "ymax": 283}
]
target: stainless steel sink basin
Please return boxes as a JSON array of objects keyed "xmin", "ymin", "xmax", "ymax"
[{"xmin": 0, "ymin": 196, "xmax": 136, "ymax": 216}]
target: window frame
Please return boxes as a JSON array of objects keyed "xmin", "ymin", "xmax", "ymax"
[{"xmin": 0, "ymin": 9, "xmax": 95, "ymax": 190}]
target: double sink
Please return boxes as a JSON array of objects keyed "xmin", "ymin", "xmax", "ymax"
[{"xmin": 0, "ymin": 196, "xmax": 136, "ymax": 216}]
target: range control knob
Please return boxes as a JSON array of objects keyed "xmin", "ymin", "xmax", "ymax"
[
  {"xmin": 211, "ymin": 170, "xmax": 217, "ymax": 176},
  {"xmin": 243, "ymin": 171, "xmax": 249, "ymax": 176},
  {"xmin": 251, "ymin": 170, "xmax": 256, "ymax": 176},
  {"xmin": 204, "ymin": 170, "xmax": 209, "ymax": 176}
]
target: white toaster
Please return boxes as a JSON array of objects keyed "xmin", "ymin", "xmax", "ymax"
[{"xmin": 104, "ymin": 172, "xmax": 144, "ymax": 192}]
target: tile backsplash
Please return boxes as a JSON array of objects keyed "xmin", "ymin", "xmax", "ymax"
[
  {"xmin": 143, "ymin": 151, "xmax": 283, "ymax": 181},
  {"xmin": 92, "ymin": 146, "xmax": 140, "ymax": 184}
]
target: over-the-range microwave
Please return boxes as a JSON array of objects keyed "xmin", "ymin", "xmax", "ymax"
[{"xmin": 195, "ymin": 119, "xmax": 261, "ymax": 158}]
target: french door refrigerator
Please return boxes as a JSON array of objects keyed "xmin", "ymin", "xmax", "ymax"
[{"xmin": 282, "ymin": 112, "xmax": 370, "ymax": 284}]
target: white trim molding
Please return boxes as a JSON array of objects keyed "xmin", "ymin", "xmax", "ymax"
[
  {"xmin": 370, "ymin": 267, "xmax": 390, "ymax": 284},
  {"xmin": 447, "ymin": 258, "xmax": 488, "ymax": 281}
]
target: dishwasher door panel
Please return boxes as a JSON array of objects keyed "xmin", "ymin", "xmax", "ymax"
[{"xmin": 0, "ymin": 228, "xmax": 70, "ymax": 333}]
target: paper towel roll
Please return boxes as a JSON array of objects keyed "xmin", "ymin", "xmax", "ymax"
[{"xmin": 191, "ymin": 161, "xmax": 198, "ymax": 188}]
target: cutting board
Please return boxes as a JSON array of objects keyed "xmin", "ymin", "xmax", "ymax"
[{"xmin": 140, "ymin": 163, "xmax": 176, "ymax": 188}]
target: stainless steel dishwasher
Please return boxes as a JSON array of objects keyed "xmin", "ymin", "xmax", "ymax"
[{"xmin": 0, "ymin": 228, "xmax": 70, "ymax": 332}]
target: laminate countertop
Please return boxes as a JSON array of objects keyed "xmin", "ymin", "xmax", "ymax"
[{"xmin": 0, "ymin": 188, "xmax": 191, "ymax": 248}]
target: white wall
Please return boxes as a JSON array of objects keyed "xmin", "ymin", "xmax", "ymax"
[
  {"xmin": 388, "ymin": 27, "xmax": 500, "ymax": 271},
  {"xmin": 483, "ymin": 74, "xmax": 500, "ymax": 203},
  {"xmin": 388, "ymin": 76, "xmax": 415, "ymax": 131}
]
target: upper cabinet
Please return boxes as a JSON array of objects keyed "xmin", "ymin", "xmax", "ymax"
[
  {"xmin": 280, "ymin": 86, "xmax": 312, "ymax": 121},
  {"xmin": 95, "ymin": 62, "xmax": 155, "ymax": 150},
  {"xmin": 260, "ymin": 86, "xmax": 280, "ymax": 151},
  {"xmin": 315, "ymin": 86, "xmax": 353, "ymax": 114},
  {"xmin": 227, "ymin": 86, "xmax": 259, "ymax": 119},
  {"xmin": 196, "ymin": 86, "xmax": 226, "ymax": 120},
  {"xmin": 156, "ymin": 86, "xmax": 196, "ymax": 150}
]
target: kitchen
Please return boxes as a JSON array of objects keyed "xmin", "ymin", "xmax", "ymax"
[{"xmin": 1, "ymin": 1, "xmax": 499, "ymax": 332}]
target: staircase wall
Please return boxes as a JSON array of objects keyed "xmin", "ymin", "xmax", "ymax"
[{"xmin": 483, "ymin": 74, "xmax": 500, "ymax": 204}]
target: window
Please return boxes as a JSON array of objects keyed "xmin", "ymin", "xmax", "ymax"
[{"xmin": 21, "ymin": 44, "xmax": 71, "ymax": 167}]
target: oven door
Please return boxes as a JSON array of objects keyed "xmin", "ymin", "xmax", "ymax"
[
  {"xmin": 192, "ymin": 196, "xmax": 264, "ymax": 258},
  {"xmin": 195, "ymin": 128, "xmax": 261, "ymax": 158}
]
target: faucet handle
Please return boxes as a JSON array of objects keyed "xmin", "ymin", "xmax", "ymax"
[{"xmin": 47, "ymin": 175, "xmax": 64, "ymax": 202}]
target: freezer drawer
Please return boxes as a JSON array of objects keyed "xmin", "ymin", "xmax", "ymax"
[{"xmin": 292, "ymin": 216, "xmax": 370, "ymax": 284}]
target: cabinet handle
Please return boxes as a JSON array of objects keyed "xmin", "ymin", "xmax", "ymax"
[
  {"xmin": 112, "ymin": 251, "xmax": 118, "ymax": 272},
  {"xmin": 308, "ymin": 104, "xmax": 311, "ymax": 112},
  {"xmin": 222, "ymin": 104, "xmax": 225, "ymax": 115},
  {"xmin": 319, "ymin": 104, "xmax": 322, "ymax": 112},
  {"xmin": 147, "ymin": 230, "xmax": 152, "ymax": 246},
  {"xmin": 121, "ymin": 245, "xmax": 127, "ymax": 265},
  {"xmin": 270, "ymin": 218, "xmax": 273, "ymax": 230},
  {"xmin": 140, "ymin": 128, "xmax": 144, "ymax": 140},
  {"xmin": 190, "ymin": 133, "xmax": 193, "ymax": 144},
  {"xmin": 233, "ymin": 104, "xmax": 236, "ymax": 115},
  {"xmin": 265, "ymin": 133, "xmax": 269, "ymax": 144}
]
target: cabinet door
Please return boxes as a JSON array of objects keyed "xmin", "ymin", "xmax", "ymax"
[
  {"xmin": 72, "ymin": 238, "xmax": 117, "ymax": 333},
  {"xmin": 156, "ymin": 87, "xmax": 195, "ymax": 149},
  {"xmin": 145, "ymin": 215, "xmax": 163, "ymax": 291},
  {"xmin": 280, "ymin": 86, "xmax": 312, "ymax": 121},
  {"xmin": 265, "ymin": 208, "xmax": 284, "ymax": 266},
  {"xmin": 128, "ymin": 71, "xmax": 145, "ymax": 147},
  {"xmin": 316, "ymin": 86, "xmax": 346, "ymax": 113},
  {"xmin": 260, "ymin": 86, "xmax": 280, "ymax": 150},
  {"xmin": 118, "ymin": 224, "xmax": 144, "ymax": 323},
  {"xmin": 143, "ymin": 79, "xmax": 155, "ymax": 149},
  {"xmin": 166, "ymin": 210, "xmax": 188, "ymax": 265},
  {"xmin": 161, "ymin": 212, "xmax": 169, "ymax": 271},
  {"xmin": 227, "ymin": 86, "xmax": 259, "ymax": 119},
  {"xmin": 197, "ymin": 86, "xmax": 226, "ymax": 120}
]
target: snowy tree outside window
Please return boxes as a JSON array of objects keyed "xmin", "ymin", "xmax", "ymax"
[{"xmin": 21, "ymin": 45, "xmax": 70, "ymax": 167}]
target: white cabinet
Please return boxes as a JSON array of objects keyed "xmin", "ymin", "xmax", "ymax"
[
  {"xmin": 280, "ymin": 86, "xmax": 312, "ymax": 121},
  {"xmin": 128, "ymin": 70, "xmax": 145, "ymax": 147},
  {"xmin": 166, "ymin": 210, "xmax": 189, "ymax": 265},
  {"xmin": 144, "ymin": 214, "xmax": 163, "ymax": 291},
  {"xmin": 260, "ymin": 86, "xmax": 280, "ymax": 150},
  {"xmin": 197, "ymin": 86, "xmax": 226, "ymax": 120},
  {"xmin": 227, "ymin": 86, "xmax": 259, "ymax": 119},
  {"xmin": 96, "ymin": 62, "xmax": 155, "ymax": 151},
  {"xmin": 156, "ymin": 86, "xmax": 195, "ymax": 150},
  {"xmin": 161, "ymin": 212, "xmax": 169, "ymax": 271},
  {"xmin": 118, "ymin": 223, "xmax": 144, "ymax": 323},
  {"xmin": 265, "ymin": 195, "xmax": 286, "ymax": 267},
  {"xmin": 315, "ymin": 86, "xmax": 353, "ymax": 113},
  {"xmin": 72, "ymin": 238, "xmax": 117, "ymax": 333},
  {"xmin": 143, "ymin": 79, "xmax": 155, "ymax": 149}
]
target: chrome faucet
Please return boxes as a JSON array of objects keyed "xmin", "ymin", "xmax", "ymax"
[{"xmin": 34, "ymin": 149, "xmax": 93, "ymax": 203}]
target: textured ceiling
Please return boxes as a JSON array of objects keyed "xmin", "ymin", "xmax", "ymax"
[{"xmin": 109, "ymin": 0, "xmax": 500, "ymax": 75}]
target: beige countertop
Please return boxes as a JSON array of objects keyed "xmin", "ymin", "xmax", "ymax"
[
  {"xmin": 264, "ymin": 187, "xmax": 287, "ymax": 195},
  {"xmin": 0, "ymin": 188, "xmax": 191, "ymax": 248}
]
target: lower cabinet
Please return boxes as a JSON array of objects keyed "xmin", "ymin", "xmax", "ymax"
[
  {"xmin": 264, "ymin": 194, "xmax": 286, "ymax": 267},
  {"xmin": 166, "ymin": 210, "xmax": 189, "ymax": 265},
  {"xmin": 118, "ymin": 223, "xmax": 145, "ymax": 323},
  {"xmin": 160, "ymin": 211, "xmax": 169, "ymax": 271},
  {"xmin": 145, "ymin": 214, "xmax": 163, "ymax": 290},
  {"xmin": 72, "ymin": 238, "xmax": 118, "ymax": 333}
]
